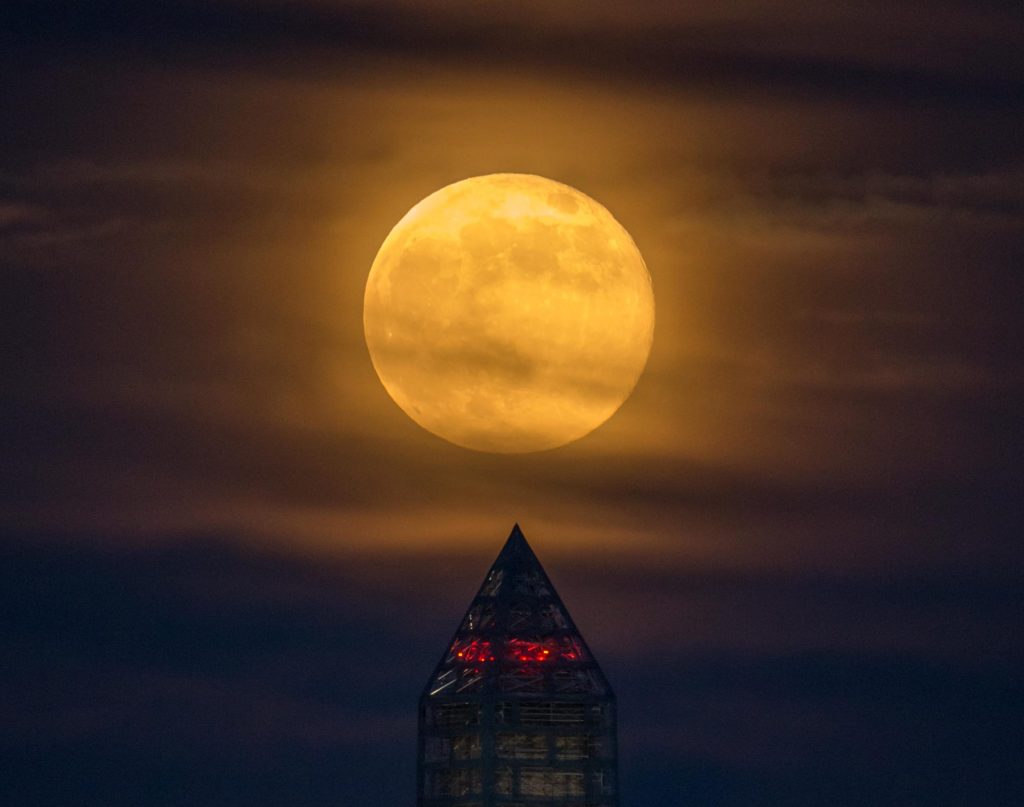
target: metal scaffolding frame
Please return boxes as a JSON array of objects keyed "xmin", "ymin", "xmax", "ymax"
[{"xmin": 418, "ymin": 524, "xmax": 618, "ymax": 806}]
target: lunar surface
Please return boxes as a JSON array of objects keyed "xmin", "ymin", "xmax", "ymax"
[{"xmin": 363, "ymin": 173, "xmax": 655, "ymax": 453}]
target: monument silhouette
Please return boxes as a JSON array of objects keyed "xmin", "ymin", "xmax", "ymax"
[{"xmin": 418, "ymin": 524, "xmax": 618, "ymax": 805}]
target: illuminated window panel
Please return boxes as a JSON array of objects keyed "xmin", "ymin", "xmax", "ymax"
[
  {"xmin": 451, "ymin": 735, "xmax": 481, "ymax": 760},
  {"xmin": 555, "ymin": 734, "xmax": 610, "ymax": 761},
  {"xmin": 496, "ymin": 732, "xmax": 548, "ymax": 760},
  {"xmin": 519, "ymin": 702, "xmax": 588, "ymax": 725},
  {"xmin": 554, "ymin": 735, "xmax": 588, "ymax": 760},
  {"xmin": 518, "ymin": 768, "xmax": 586, "ymax": 798}
]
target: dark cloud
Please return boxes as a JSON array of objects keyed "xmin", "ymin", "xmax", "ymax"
[
  {"xmin": 2, "ymin": 535, "xmax": 1021, "ymax": 805},
  {"xmin": 4, "ymin": 0, "xmax": 1023, "ymax": 107},
  {"xmin": 2, "ymin": 2, "xmax": 1023, "ymax": 803}
]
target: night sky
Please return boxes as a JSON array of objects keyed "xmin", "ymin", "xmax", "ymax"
[{"xmin": 3, "ymin": 2, "xmax": 1023, "ymax": 805}]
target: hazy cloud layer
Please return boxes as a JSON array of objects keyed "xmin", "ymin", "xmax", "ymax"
[
  {"xmin": 3, "ymin": 536, "xmax": 1020, "ymax": 805},
  {"xmin": 3, "ymin": 54, "xmax": 1020, "ymax": 556},
  {"xmin": 3, "ymin": 3, "xmax": 1023, "ymax": 803},
  {"xmin": 5, "ymin": 0, "xmax": 1023, "ymax": 106}
]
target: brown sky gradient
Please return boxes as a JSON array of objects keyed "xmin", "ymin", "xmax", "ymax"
[
  {"xmin": 2, "ymin": 2, "xmax": 1023, "ymax": 804},
  {"xmin": 4, "ymin": 27, "xmax": 1021, "ymax": 563}
]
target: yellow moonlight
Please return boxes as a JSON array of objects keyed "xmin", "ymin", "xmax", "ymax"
[{"xmin": 363, "ymin": 174, "xmax": 655, "ymax": 453}]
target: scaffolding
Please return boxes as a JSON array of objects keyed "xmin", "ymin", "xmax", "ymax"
[{"xmin": 418, "ymin": 524, "xmax": 618, "ymax": 806}]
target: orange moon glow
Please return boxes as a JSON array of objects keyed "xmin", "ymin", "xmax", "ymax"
[{"xmin": 363, "ymin": 174, "xmax": 655, "ymax": 453}]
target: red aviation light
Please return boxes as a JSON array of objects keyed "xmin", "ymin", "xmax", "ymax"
[
  {"xmin": 451, "ymin": 637, "xmax": 587, "ymax": 666},
  {"xmin": 506, "ymin": 639, "xmax": 552, "ymax": 663},
  {"xmin": 504, "ymin": 638, "xmax": 585, "ymax": 664},
  {"xmin": 450, "ymin": 638, "xmax": 496, "ymax": 663}
]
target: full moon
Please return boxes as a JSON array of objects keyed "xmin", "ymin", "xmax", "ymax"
[{"xmin": 363, "ymin": 173, "xmax": 655, "ymax": 453}]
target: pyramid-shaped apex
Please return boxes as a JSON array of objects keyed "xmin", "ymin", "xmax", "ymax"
[
  {"xmin": 483, "ymin": 524, "xmax": 554, "ymax": 601},
  {"xmin": 423, "ymin": 524, "xmax": 612, "ymax": 699},
  {"xmin": 495, "ymin": 522, "xmax": 535, "ymax": 564}
]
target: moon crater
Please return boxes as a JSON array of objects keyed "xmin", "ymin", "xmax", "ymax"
[{"xmin": 364, "ymin": 173, "xmax": 655, "ymax": 453}]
